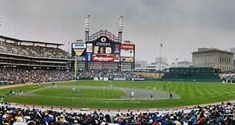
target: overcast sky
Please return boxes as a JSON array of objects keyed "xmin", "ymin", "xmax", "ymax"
[{"xmin": 0, "ymin": 0, "xmax": 235, "ymax": 63}]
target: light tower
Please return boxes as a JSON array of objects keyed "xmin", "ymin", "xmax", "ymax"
[
  {"xmin": 118, "ymin": 16, "xmax": 123, "ymax": 43},
  {"xmin": 85, "ymin": 15, "xmax": 90, "ymax": 42},
  {"xmin": 84, "ymin": 15, "xmax": 91, "ymax": 70}
]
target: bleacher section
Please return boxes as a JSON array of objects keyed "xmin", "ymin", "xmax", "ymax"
[{"xmin": 162, "ymin": 67, "xmax": 221, "ymax": 82}]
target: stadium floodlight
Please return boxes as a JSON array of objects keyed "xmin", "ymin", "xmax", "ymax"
[
  {"xmin": 85, "ymin": 15, "xmax": 91, "ymax": 42},
  {"xmin": 118, "ymin": 16, "xmax": 123, "ymax": 32},
  {"xmin": 118, "ymin": 16, "xmax": 123, "ymax": 43},
  {"xmin": 85, "ymin": 15, "xmax": 90, "ymax": 32}
]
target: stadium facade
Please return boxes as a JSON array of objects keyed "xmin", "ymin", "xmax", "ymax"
[
  {"xmin": 230, "ymin": 48, "xmax": 235, "ymax": 72},
  {"xmin": 71, "ymin": 16, "xmax": 135, "ymax": 75}
]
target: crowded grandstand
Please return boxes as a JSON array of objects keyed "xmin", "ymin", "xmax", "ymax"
[
  {"xmin": 0, "ymin": 102, "xmax": 235, "ymax": 124},
  {"xmin": 0, "ymin": 35, "xmax": 73, "ymax": 85}
]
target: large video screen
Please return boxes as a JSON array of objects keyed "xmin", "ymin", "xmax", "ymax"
[{"xmin": 87, "ymin": 36, "xmax": 121, "ymax": 62}]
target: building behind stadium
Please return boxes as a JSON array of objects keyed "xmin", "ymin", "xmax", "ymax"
[
  {"xmin": 71, "ymin": 16, "xmax": 135, "ymax": 74},
  {"xmin": 230, "ymin": 48, "xmax": 235, "ymax": 72},
  {"xmin": 192, "ymin": 48, "xmax": 234, "ymax": 72}
]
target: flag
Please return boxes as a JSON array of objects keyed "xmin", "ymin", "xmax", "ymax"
[{"xmin": 160, "ymin": 43, "xmax": 163, "ymax": 47}]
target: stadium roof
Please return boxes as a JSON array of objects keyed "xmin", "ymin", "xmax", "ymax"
[{"xmin": 0, "ymin": 35, "xmax": 64, "ymax": 46}]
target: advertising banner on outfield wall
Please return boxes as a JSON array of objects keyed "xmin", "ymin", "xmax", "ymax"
[
  {"xmin": 77, "ymin": 56, "xmax": 86, "ymax": 61},
  {"xmin": 93, "ymin": 56, "xmax": 114, "ymax": 62},
  {"xmin": 86, "ymin": 53, "xmax": 93, "ymax": 62},
  {"xmin": 132, "ymin": 78, "xmax": 145, "ymax": 81},
  {"xmin": 121, "ymin": 57, "xmax": 134, "ymax": 63},
  {"xmin": 114, "ymin": 54, "xmax": 120, "ymax": 62},
  {"xmin": 121, "ymin": 49, "xmax": 134, "ymax": 57},
  {"xmin": 86, "ymin": 43, "xmax": 93, "ymax": 52},
  {"xmin": 74, "ymin": 48, "xmax": 85, "ymax": 56},
  {"xmin": 72, "ymin": 43, "xmax": 86, "ymax": 49},
  {"xmin": 120, "ymin": 44, "xmax": 135, "ymax": 49},
  {"xmin": 94, "ymin": 77, "xmax": 99, "ymax": 81},
  {"xmin": 120, "ymin": 44, "xmax": 135, "ymax": 57},
  {"xmin": 114, "ymin": 44, "xmax": 120, "ymax": 53},
  {"xmin": 113, "ymin": 78, "xmax": 127, "ymax": 81}
]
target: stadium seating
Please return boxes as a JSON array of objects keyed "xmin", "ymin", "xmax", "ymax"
[
  {"xmin": 0, "ymin": 102, "xmax": 234, "ymax": 124},
  {"xmin": 0, "ymin": 40, "xmax": 68, "ymax": 58},
  {"xmin": 0, "ymin": 68, "xmax": 73, "ymax": 84},
  {"xmin": 162, "ymin": 67, "xmax": 221, "ymax": 82}
]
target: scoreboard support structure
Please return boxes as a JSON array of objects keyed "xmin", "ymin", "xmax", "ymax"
[{"xmin": 71, "ymin": 15, "xmax": 135, "ymax": 75}]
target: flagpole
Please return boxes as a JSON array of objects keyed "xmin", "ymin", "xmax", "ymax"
[
  {"xmin": 159, "ymin": 43, "xmax": 163, "ymax": 79},
  {"xmin": 160, "ymin": 44, "xmax": 161, "ymax": 79}
]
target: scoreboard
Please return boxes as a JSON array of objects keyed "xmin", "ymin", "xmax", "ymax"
[
  {"xmin": 72, "ymin": 34, "xmax": 135, "ymax": 71},
  {"xmin": 86, "ymin": 36, "xmax": 121, "ymax": 62}
]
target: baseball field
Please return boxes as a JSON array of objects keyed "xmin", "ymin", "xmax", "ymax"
[{"xmin": 1, "ymin": 80, "xmax": 235, "ymax": 109}]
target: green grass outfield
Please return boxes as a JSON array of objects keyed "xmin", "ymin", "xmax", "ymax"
[
  {"xmin": 33, "ymin": 88, "xmax": 126, "ymax": 99},
  {"xmin": 1, "ymin": 80, "xmax": 235, "ymax": 109}
]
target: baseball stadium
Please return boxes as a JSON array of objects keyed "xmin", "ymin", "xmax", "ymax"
[{"xmin": 0, "ymin": 15, "xmax": 235, "ymax": 124}]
